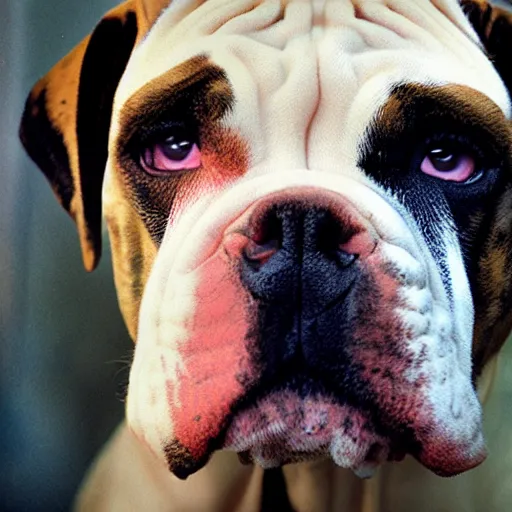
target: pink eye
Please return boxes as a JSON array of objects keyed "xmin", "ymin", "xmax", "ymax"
[
  {"xmin": 420, "ymin": 146, "xmax": 476, "ymax": 182},
  {"xmin": 141, "ymin": 133, "xmax": 201, "ymax": 175}
]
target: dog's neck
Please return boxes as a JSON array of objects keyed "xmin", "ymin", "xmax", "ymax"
[{"xmin": 75, "ymin": 423, "xmax": 375, "ymax": 512}]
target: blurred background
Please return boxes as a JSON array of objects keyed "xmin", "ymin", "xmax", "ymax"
[
  {"xmin": 1, "ymin": 1, "xmax": 512, "ymax": 511},
  {"xmin": 1, "ymin": 1, "xmax": 129, "ymax": 511}
]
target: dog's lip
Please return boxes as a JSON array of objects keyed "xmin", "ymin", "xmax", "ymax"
[
  {"xmin": 219, "ymin": 376, "xmax": 411, "ymax": 476},
  {"xmin": 217, "ymin": 371, "xmax": 486, "ymax": 478}
]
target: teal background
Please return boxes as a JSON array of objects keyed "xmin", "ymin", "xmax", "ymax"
[{"xmin": 0, "ymin": 1, "xmax": 130, "ymax": 511}]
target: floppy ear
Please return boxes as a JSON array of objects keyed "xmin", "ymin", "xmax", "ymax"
[
  {"xmin": 461, "ymin": 0, "xmax": 512, "ymax": 93},
  {"xmin": 19, "ymin": 1, "xmax": 142, "ymax": 271}
]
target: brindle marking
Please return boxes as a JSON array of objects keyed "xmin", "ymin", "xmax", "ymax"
[{"xmin": 361, "ymin": 83, "xmax": 512, "ymax": 376}]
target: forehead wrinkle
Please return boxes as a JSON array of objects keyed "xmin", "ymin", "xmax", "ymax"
[
  {"xmin": 145, "ymin": 0, "xmax": 488, "ymax": 51},
  {"xmin": 227, "ymin": 34, "xmax": 319, "ymax": 169},
  {"xmin": 112, "ymin": 0, "xmax": 510, "ymax": 180},
  {"xmin": 118, "ymin": 0, "xmax": 509, "ymax": 107}
]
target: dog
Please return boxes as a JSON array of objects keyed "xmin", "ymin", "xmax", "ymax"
[{"xmin": 19, "ymin": 0, "xmax": 512, "ymax": 510}]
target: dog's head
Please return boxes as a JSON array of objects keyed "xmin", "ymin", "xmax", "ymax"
[{"xmin": 20, "ymin": 0, "xmax": 512, "ymax": 480}]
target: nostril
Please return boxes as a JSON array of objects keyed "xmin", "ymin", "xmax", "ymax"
[
  {"xmin": 251, "ymin": 209, "xmax": 282, "ymax": 245},
  {"xmin": 335, "ymin": 250, "xmax": 358, "ymax": 268},
  {"xmin": 244, "ymin": 238, "xmax": 280, "ymax": 267},
  {"xmin": 244, "ymin": 209, "xmax": 283, "ymax": 268},
  {"xmin": 314, "ymin": 211, "xmax": 359, "ymax": 260}
]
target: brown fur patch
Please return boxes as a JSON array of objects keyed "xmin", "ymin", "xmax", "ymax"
[
  {"xmin": 375, "ymin": 83, "xmax": 510, "ymax": 145},
  {"xmin": 137, "ymin": 0, "xmax": 173, "ymax": 33},
  {"xmin": 115, "ymin": 57, "xmax": 249, "ymax": 243},
  {"xmin": 104, "ymin": 169, "xmax": 157, "ymax": 340},
  {"xmin": 473, "ymin": 186, "xmax": 512, "ymax": 374}
]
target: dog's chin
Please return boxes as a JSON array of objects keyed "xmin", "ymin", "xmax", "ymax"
[
  {"xmin": 218, "ymin": 376, "xmax": 486, "ymax": 479},
  {"xmin": 222, "ymin": 388, "xmax": 405, "ymax": 479}
]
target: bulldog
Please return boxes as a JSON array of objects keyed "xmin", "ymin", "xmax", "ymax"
[{"xmin": 19, "ymin": 0, "xmax": 512, "ymax": 510}]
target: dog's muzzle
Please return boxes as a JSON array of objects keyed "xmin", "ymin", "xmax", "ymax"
[
  {"xmin": 130, "ymin": 185, "xmax": 485, "ymax": 480},
  {"xmin": 224, "ymin": 193, "xmax": 377, "ymax": 371}
]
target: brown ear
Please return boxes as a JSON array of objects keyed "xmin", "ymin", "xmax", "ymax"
[
  {"xmin": 462, "ymin": 0, "xmax": 512, "ymax": 93},
  {"xmin": 19, "ymin": 1, "xmax": 141, "ymax": 271},
  {"xmin": 138, "ymin": 0, "xmax": 173, "ymax": 29}
]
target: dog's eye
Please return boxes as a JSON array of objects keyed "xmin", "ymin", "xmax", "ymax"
[
  {"xmin": 420, "ymin": 145, "xmax": 477, "ymax": 183},
  {"xmin": 140, "ymin": 131, "xmax": 201, "ymax": 175}
]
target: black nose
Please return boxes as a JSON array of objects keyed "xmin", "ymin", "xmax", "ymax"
[
  {"xmin": 240, "ymin": 203, "xmax": 361, "ymax": 368},
  {"xmin": 241, "ymin": 203, "xmax": 359, "ymax": 307}
]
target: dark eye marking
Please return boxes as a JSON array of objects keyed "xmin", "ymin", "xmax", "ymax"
[{"xmin": 359, "ymin": 83, "xmax": 510, "ymax": 191}]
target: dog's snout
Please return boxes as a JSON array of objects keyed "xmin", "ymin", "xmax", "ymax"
[
  {"xmin": 242, "ymin": 206, "xmax": 358, "ymax": 270},
  {"xmin": 237, "ymin": 200, "xmax": 371, "ymax": 316},
  {"xmin": 222, "ymin": 197, "xmax": 378, "ymax": 371},
  {"xmin": 221, "ymin": 194, "xmax": 379, "ymax": 369}
]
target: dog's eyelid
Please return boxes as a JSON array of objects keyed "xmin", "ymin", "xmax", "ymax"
[{"xmin": 137, "ymin": 120, "xmax": 199, "ymax": 147}]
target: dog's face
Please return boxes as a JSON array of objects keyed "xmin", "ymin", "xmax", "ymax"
[{"xmin": 20, "ymin": 0, "xmax": 512, "ymax": 481}]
